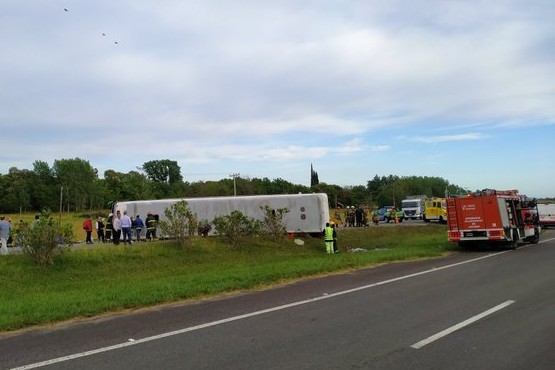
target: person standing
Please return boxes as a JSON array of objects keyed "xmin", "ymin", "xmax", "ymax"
[
  {"xmin": 347, "ymin": 206, "xmax": 355, "ymax": 227},
  {"xmin": 324, "ymin": 222, "xmax": 334, "ymax": 254},
  {"xmin": 372, "ymin": 208, "xmax": 380, "ymax": 225},
  {"xmin": 105, "ymin": 214, "xmax": 113, "ymax": 242},
  {"xmin": 120, "ymin": 210, "xmax": 132, "ymax": 245},
  {"xmin": 112, "ymin": 211, "xmax": 122, "ymax": 245},
  {"xmin": 332, "ymin": 223, "xmax": 339, "ymax": 253},
  {"xmin": 0, "ymin": 216, "xmax": 11, "ymax": 255},
  {"xmin": 82, "ymin": 215, "xmax": 93, "ymax": 244},
  {"xmin": 355, "ymin": 206, "xmax": 363, "ymax": 227},
  {"xmin": 96, "ymin": 217, "xmax": 105, "ymax": 243},
  {"xmin": 146, "ymin": 212, "xmax": 157, "ymax": 241},
  {"xmin": 134, "ymin": 214, "xmax": 144, "ymax": 242}
]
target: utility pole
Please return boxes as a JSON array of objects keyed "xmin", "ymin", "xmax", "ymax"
[
  {"xmin": 229, "ymin": 173, "xmax": 240, "ymax": 196},
  {"xmin": 59, "ymin": 185, "xmax": 63, "ymax": 223}
]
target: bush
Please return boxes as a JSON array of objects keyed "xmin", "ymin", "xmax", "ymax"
[
  {"xmin": 259, "ymin": 205, "xmax": 289, "ymax": 242},
  {"xmin": 17, "ymin": 210, "xmax": 74, "ymax": 266},
  {"xmin": 159, "ymin": 200, "xmax": 198, "ymax": 249},
  {"xmin": 212, "ymin": 210, "xmax": 259, "ymax": 248}
]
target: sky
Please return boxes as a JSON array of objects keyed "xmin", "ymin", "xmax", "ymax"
[{"xmin": 1, "ymin": 1, "xmax": 554, "ymax": 197}]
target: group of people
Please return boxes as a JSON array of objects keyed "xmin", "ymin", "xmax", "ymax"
[
  {"xmin": 83, "ymin": 211, "xmax": 159, "ymax": 245},
  {"xmin": 334, "ymin": 206, "xmax": 370, "ymax": 227}
]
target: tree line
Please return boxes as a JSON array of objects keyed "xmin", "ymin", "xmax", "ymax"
[{"xmin": 0, "ymin": 158, "xmax": 466, "ymax": 213}]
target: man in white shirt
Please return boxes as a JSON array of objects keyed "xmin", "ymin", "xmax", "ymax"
[
  {"xmin": 112, "ymin": 210, "xmax": 122, "ymax": 245},
  {"xmin": 120, "ymin": 210, "xmax": 133, "ymax": 245}
]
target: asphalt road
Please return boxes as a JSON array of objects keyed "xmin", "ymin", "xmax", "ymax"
[{"xmin": 2, "ymin": 230, "xmax": 554, "ymax": 370}]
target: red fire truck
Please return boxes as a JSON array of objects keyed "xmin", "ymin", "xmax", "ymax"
[{"xmin": 447, "ymin": 189, "xmax": 540, "ymax": 249}]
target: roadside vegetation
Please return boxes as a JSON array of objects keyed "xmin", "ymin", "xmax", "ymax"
[{"xmin": 0, "ymin": 221, "xmax": 449, "ymax": 332}]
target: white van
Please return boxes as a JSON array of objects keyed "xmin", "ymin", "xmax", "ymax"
[{"xmin": 538, "ymin": 204, "xmax": 555, "ymax": 228}]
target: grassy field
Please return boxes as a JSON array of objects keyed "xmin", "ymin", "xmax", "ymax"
[
  {"xmin": 3, "ymin": 210, "xmax": 112, "ymax": 243},
  {"xmin": 0, "ymin": 221, "xmax": 451, "ymax": 333}
]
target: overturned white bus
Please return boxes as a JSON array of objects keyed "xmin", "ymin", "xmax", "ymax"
[{"xmin": 112, "ymin": 193, "xmax": 330, "ymax": 236}]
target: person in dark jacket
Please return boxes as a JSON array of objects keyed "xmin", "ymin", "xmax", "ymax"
[
  {"xmin": 134, "ymin": 215, "xmax": 144, "ymax": 241},
  {"xmin": 146, "ymin": 212, "xmax": 157, "ymax": 241},
  {"xmin": 96, "ymin": 216, "xmax": 105, "ymax": 243},
  {"xmin": 105, "ymin": 214, "xmax": 113, "ymax": 242}
]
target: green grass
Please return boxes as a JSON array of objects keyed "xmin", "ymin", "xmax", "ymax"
[{"xmin": 0, "ymin": 224, "xmax": 450, "ymax": 332}]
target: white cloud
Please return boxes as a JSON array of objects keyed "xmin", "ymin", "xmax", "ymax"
[
  {"xmin": 1, "ymin": 0, "xmax": 554, "ymax": 196},
  {"xmin": 399, "ymin": 133, "xmax": 485, "ymax": 144}
]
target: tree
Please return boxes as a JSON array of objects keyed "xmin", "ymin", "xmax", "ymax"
[
  {"xmin": 310, "ymin": 164, "xmax": 319, "ymax": 186},
  {"xmin": 142, "ymin": 160, "xmax": 183, "ymax": 198},
  {"xmin": 311, "ymin": 182, "xmax": 343, "ymax": 208},
  {"xmin": 53, "ymin": 158, "xmax": 98, "ymax": 211},
  {"xmin": 0, "ymin": 167, "xmax": 33, "ymax": 213},
  {"xmin": 159, "ymin": 200, "xmax": 198, "ymax": 249},
  {"xmin": 31, "ymin": 161, "xmax": 58, "ymax": 211}
]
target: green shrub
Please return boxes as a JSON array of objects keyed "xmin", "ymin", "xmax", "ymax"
[
  {"xmin": 259, "ymin": 205, "xmax": 289, "ymax": 242},
  {"xmin": 212, "ymin": 210, "xmax": 259, "ymax": 248},
  {"xmin": 17, "ymin": 210, "xmax": 74, "ymax": 266},
  {"xmin": 159, "ymin": 200, "xmax": 198, "ymax": 249}
]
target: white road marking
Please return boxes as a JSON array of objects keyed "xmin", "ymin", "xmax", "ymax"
[
  {"xmin": 410, "ymin": 300, "xmax": 515, "ymax": 349},
  {"xmin": 10, "ymin": 250, "xmax": 516, "ymax": 369}
]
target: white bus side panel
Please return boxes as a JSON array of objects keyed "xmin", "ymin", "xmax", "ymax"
[{"xmin": 114, "ymin": 194, "xmax": 329, "ymax": 234}]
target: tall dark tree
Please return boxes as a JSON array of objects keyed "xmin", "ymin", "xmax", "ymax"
[
  {"xmin": 31, "ymin": 160, "xmax": 58, "ymax": 211},
  {"xmin": 142, "ymin": 160, "xmax": 184, "ymax": 198},
  {"xmin": 0, "ymin": 167, "xmax": 33, "ymax": 213},
  {"xmin": 310, "ymin": 164, "xmax": 319, "ymax": 187},
  {"xmin": 142, "ymin": 160, "xmax": 182, "ymax": 184},
  {"xmin": 53, "ymin": 158, "xmax": 98, "ymax": 211}
]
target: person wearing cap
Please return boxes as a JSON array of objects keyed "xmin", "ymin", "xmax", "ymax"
[
  {"xmin": 0, "ymin": 215, "xmax": 11, "ymax": 255},
  {"xmin": 347, "ymin": 206, "xmax": 355, "ymax": 227}
]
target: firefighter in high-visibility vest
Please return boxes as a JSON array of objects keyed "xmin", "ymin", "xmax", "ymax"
[
  {"xmin": 324, "ymin": 222, "xmax": 334, "ymax": 254},
  {"xmin": 146, "ymin": 212, "xmax": 157, "ymax": 241}
]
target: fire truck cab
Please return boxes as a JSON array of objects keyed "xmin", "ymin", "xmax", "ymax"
[{"xmin": 447, "ymin": 189, "xmax": 540, "ymax": 249}]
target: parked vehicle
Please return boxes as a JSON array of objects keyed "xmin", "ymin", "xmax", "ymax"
[
  {"xmin": 447, "ymin": 189, "xmax": 540, "ymax": 249},
  {"xmin": 537, "ymin": 203, "xmax": 555, "ymax": 228},
  {"xmin": 401, "ymin": 196, "xmax": 426, "ymax": 220},
  {"xmin": 380, "ymin": 207, "xmax": 403, "ymax": 223},
  {"xmin": 376, "ymin": 206, "xmax": 394, "ymax": 222},
  {"xmin": 423, "ymin": 198, "xmax": 447, "ymax": 223},
  {"xmin": 113, "ymin": 193, "xmax": 330, "ymax": 235}
]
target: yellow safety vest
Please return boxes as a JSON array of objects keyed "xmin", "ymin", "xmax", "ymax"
[{"xmin": 324, "ymin": 226, "xmax": 334, "ymax": 241}]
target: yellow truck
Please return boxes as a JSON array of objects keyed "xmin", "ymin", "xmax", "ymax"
[{"xmin": 423, "ymin": 198, "xmax": 447, "ymax": 223}]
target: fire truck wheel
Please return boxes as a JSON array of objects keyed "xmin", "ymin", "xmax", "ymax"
[
  {"xmin": 529, "ymin": 229, "xmax": 540, "ymax": 244},
  {"xmin": 508, "ymin": 231, "xmax": 518, "ymax": 250}
]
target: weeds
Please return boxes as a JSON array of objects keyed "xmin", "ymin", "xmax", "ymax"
[{"xmin": 0, "ymin": 224, "xmax": 451, "ymax": 332}]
